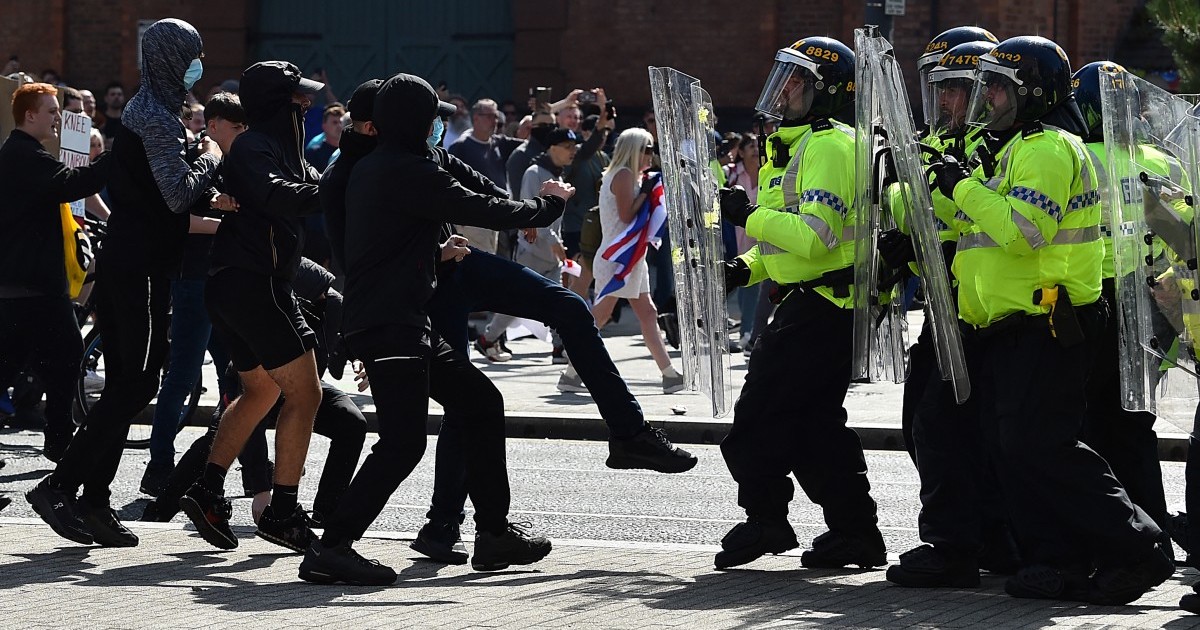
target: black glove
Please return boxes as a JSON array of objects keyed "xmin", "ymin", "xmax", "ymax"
[
  {"xmin": 720, "ymin": 185, "xmax": 757, "ymax": 228},
  {"xmin": 931, "ymin": 154, "xmax": 972, "ymax": 200},
  {"xmin": 879, "ymin": 147, "xmax": 898, "ymax": 188},
  {"xmin": 640, "ymin": 171, "xmax": 662, "ymax": 196},
  {"xmin": 723, "ymin": 258, "xmax": 751, "ymax": 290},
  {"xmin": 877, "ymin": 229, "xmax": 916, "ymax": 269}
]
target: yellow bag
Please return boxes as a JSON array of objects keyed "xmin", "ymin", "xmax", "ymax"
[{"xmin": 60, "ymin": 203, "xmax": 92, "ymax": 298}]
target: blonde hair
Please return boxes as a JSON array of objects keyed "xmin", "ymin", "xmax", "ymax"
[{"xmin": 605, "ymin": 127, "xmax": 653, "ymax": 178}]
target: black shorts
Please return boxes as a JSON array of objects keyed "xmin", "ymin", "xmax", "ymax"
[
  {"xmin": 562, "ymin": 230, "xmax": 582, "ymax": 259},
  {"xmin": 205, "ymin": 268, "xmax": 316, "ymax": 372}
]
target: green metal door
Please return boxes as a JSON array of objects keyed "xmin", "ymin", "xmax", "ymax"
[{"xmin": 254, "ymin": 0, "xmax": 513, "ymax": 103}]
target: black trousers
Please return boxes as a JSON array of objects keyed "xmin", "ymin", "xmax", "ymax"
[
  {"xmin": 0, "ymin": 295, "xmax": 82, "ymax": 442},
  {"xmin": 720, "ymin": 288, "xmax": 878, "ymax": 531},
  {"xmin": 900, "ymin": 327, "xmax": 935, "ymax": 463},
  {"xmin": 423, "ymin": 248, "xmax": 646, "ymax": 524},
  {"xmin": 53, "ymin": 262, "xmax": 171, "ymax": 507},
  {"xmin": 910, "ymin": 320, "xmax": 1009, "ymax": 556},
  {"xmin": 977, "ymin": 304, "xmax": 1161, "ymax": 569},
  {"xmin": 1081, "ymin": 283, "xmax": 1169, "ymax": 540},
  {"xmin": 158, "ymin": 381, "xmax": 366, "ymax": 517},
  {"xmin": 323, "ymin": 325, "xmax": 511, "ymax": 541}
]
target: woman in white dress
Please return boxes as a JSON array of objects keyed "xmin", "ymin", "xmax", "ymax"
[{"xmin": 586, "ymin": 128, "xmax": 682, "ymax": 393}]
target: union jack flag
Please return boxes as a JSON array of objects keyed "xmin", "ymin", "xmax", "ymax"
[{"xmin": 595, "ymin": 171, "xmax": 668, "ymax": 302}]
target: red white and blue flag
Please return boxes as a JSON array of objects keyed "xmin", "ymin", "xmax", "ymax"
[{"xmin": 595, "ymin": 171, "xmax": 667, "ymax": 302}]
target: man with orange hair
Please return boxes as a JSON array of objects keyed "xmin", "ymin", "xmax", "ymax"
[{"xmin": 0, "ymin": 82, "xmax": 111, "ymax": 527}]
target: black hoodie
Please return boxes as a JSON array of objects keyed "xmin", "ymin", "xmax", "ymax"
[
  {"xmin": 210, "ymin": 61, "xmax": 321, "ymax": 281},
  {"xmin": 320, "ymin": 128, "xmax": 377, "ymax": 276},
  {"xmin": 341, "ymin": 73, "xmax": 565, "ymax": 336}
]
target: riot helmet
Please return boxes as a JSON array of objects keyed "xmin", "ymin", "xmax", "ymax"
[
  {"xmin": 754, "ymin": 36, "xmax": 855, "ymax": 122},
  {"xmin": 925, "ymin": 41, "xmax": 997, "ymax": 136},
  {"xmin": 918, "ymin": 26, "xmax": 999, "ymax": 127},
  {"xmin": 966, "ymin": 36, "xmax": 1074, "ymax": 130},
  {"xmin": 1072, "ymin": 61, "xmax": 1126, "ymax": 142}
]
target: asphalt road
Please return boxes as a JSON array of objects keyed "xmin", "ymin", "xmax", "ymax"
[{"xmin": 0, "ymin": 429, "xmax": 1189, "ymax": 560}]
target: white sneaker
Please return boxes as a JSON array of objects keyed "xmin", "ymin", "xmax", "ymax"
[
  {"xmin": 473, "ymin": 338, "xmax": 512, "ymax": 363},
  {"xmin": 556, "ymin": 371, "xmax": 587, "ymax": 393},
  {"xmin": 84, "ymin": 370, "xmax": 105, "ymax": 393}
]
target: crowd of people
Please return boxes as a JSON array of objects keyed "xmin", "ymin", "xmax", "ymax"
[{"xmin": 1, "ymin": 13, "xmax": 1199, "ymax": 615}]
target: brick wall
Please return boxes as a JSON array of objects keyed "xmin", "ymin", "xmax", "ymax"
[{"xmin": 0, "ymin": 0, "xmax": 250, "ymax": 98}]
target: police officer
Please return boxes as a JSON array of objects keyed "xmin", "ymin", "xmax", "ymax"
[
  {"xmin": 884, "ymin": 35, "xmax": 1022, "ymax": 588},
  {"xmin": 1072, "ymin": 60, "xmax": 1175, "ymax": 558},
  {"xmin": 716, "ymin": 36, "xmax": 886, "ymax": 571},
  {"xmin": 930, "ymin": 36, "xmax": 1171, "ymax": 603}
]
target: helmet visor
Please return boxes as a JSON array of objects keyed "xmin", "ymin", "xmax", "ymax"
[
  {"xmin": 754, "ymin": 49, "xmax": 820, "ymax": 120},
  {"xmin": 966, "ymin": 68, "xmax": 1020, "ymax": 130},
  {"xmin": 928, "ymin": 71, "xmax": 975, "ymax": 135}
]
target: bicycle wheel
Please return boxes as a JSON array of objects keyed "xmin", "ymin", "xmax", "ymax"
[{"xmin": 75, "ymin": 329, "xmax": 205, "ymax": 449}]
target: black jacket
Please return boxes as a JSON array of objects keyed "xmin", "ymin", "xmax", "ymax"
[
  {"xmin": 341, "ymin": 73, "xmax": 565, "ymax": 336},
  {"xmin": 0, "ymin": 130, "xmax": 111, "ymax": 297},
  {"xmin": 211, "ymin": 72, "xmax": 321, "ymax": 280},
  {"xmin": 320, "ymin": 128, "xmax": 377, "ymax": 276}
]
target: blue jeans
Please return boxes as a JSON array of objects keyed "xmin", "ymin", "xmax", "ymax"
[
  {"xmin": 424, "ymin": 247, "xmax": 647, "ymax": 524},
  {"xmin": 148, "ymin": 278, "xmax": 229, "ymax": 468}
]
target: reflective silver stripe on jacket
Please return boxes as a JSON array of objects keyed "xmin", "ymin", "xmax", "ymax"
[
  {"xmin": 761, "ymin": 123, "xmax": 855, "ymax": 256},
  {"xmin": 957, "ymin": 225, "xmax": 1100, "ymax": 251}
]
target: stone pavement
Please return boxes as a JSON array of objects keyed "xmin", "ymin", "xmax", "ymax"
[{"xmin": 2, "ymin": 518, "xmax": 1200, "ymax": 629}]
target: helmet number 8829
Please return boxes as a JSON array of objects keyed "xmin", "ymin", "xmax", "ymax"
[{"xmin": 804, "ymin": 46, "xmax": 839, "ymax": 63}]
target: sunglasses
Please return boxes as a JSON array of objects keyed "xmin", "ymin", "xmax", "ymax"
[{"xmin": 643, "ymin": 145, "xmax": 655, "ymax": 155}]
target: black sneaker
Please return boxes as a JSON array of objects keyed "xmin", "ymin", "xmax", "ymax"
[
  {"xmin": 411, "ymin": 520, "xmax": 469, "ymax": 565},
  {"xmin": 1088, "ymin": 545, "xmax": 1175, "ymax": 605},
  {"xmin": 26, "ymin": 477, "xmax": 93, "ymax": 545},
  {"xmin": 255, "ymin": 504, "xmax": 317, "ymax": 554},
  {"xmin": 472, "ymin": 522, "xmax": 552, "ymax": 571},
  {"xmin": 139, "ymin": 461, "xmax": 173, "ymax": 498},
  {"xmin": 140, "ymin": 499, "xmax": 178, "ymax": 522},
  {"xmin": 714, "ymin": 519, "xmax": 799, "ymax": 570},
  {"xmin": 1182, "ymin": 592, "xmax": 1200, "ymax": 615},
  {"xmin": 179, "ymin": 483, "xmax": 238, "ymax": 550},
  {"xmin": 885, "ymin": 545, "xmax": 979, "ymax": 588},
  {"xmin": 1168, "ymin": 512, "xmax": 1189, "ymax": 555},
  {"xmin": 78, "ymin": 498, "xmax": 139, "ymax": 547},
  {"xmin": 800, "ymin": 529, "xmax": 887, "ymax": 569},
  {"xmin": 606, "ymin": 427, "xmax": 698, "ymax": 474},
  {"xmin": 43, "ymin": 432, "xmax": 72, "ymax": 464},
  {"xmin": 1005, "ymin": 564, "xmax": 1090, "ymax": 601},
  {"xmin": 299, "ymin": 540, "xmax": 397, "ymax": 586}
]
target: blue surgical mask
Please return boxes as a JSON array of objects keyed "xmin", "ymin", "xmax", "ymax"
[
  {"xmin": 183, "ymin": 58, "xmax": 203, "ymax": 90},
  {"xmin": 427, "ymin": 117, "xmax": 444, "ymax": 148}
]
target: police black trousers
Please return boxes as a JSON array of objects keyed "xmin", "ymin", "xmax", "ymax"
[
  {"xmin": 322, "ymin": 325, "xmax": 511, "ymax": 541},
  {"xmin": 52, "ymin": 262, "xmax": 171, "ymax": 508},
  {"xmin": 720, "ymin": 288, "xmax": 879, "ymax": 531},
  {"xmin": 1081, "ymin": 283, "xmax": 1169, "ymax": 539},
  {"xmin": 0, "ymin": 296, "xmax": 83, "ymax": 444},
  {"xmin": 977, "ymin": 304, "xmax": 1161, "ymax": 569},
  {"xmin": 901, "ymin": 324, "xmax": 935, "ymax": 463},
  {"xmin": 424, "ymin": 247, "xmax": 645, "ymax": 525},
  {"xmin": 910, "ymin": 322, "xmax": 1008, "ymax": 556}
]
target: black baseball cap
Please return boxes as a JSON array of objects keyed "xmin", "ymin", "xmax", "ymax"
[
  {"xmin": 437, "ymin": 99, "xmax": 457, "ymax": 118},
  {"xmin": 348, "ymin": 79, "xmax": 383, "ymax": 122},
  {"xmin": 545, "ymin": 127, "xmax": 582, "ymax": 146}
]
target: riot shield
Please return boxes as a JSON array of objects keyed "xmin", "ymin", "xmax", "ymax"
[
  {"xmin": 850, "ymin": 27, "xmax": 909, "ymax": 385},
  {"xmin": 869, "ymin": 32, "xmax": 970, "ymax": 402},
  {"xmin": 1100, "ymin": 69, "xmax": 1199, "ymax": 424},
  {"xmin": 648, "ymin": 66, "xmax": 733, "ymax": 417}
]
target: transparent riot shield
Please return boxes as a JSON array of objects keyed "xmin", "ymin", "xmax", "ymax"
[
  {"xmin": 850, "ymin": 27, "xmax": 909, "ymax": 385},
  {"xmin": 1100, "ymin": 69, "xmax": 1199, "ymax": 424},
  {"xmin": 869, "ymin": 31, "xmax": 970, "ymax": 403},
  {"xmin": 648, "ymin": 66, "xmax": 733, "ymax": 417}
]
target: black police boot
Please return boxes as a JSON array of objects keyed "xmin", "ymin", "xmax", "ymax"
[
  {"xmin": 606, "ymin": 426, "xmax": 698, "ymax": 474},
  {"xmin": 801, "ymin": 529, "xmax": 887, "ymax": 569},
  {"xmin": 1004, "ymin": 564, "xmax": 1091, "ymax": 601},
  {"xmin": 410, "ymin": 520, "xmax": 469, "ymax": 565},
  {"xmin": 471, "ymin": 522, "xmax": 552, "ymax": 572},
  {"xmin": 255, "ymin": 504, "xmax": 317, "ymax": 554},
  {"xmin": 885, "ymin": 544, "xmax": 979, "ymax": 588},
  {"xmin": 1088, "ymin": 545, "xmax": 1175, "ymax": 605},
  {"xmin": 139, "ymin": 461, "xmax": 173, "ymax": 498},
  {"xmin": 78, "ymin": 498, "xmax": 139, "ymax": 547},
  {"xmin": 1181, "ymin": 582, "xmax": 1200, "ymax": 614},
  {"xmin": 299, "ymin": 539, "xmax": 397, "ymax": 586},
  {"xmin": 714, "ymin": 519, "xmax": 799, "ymax": 570}
]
